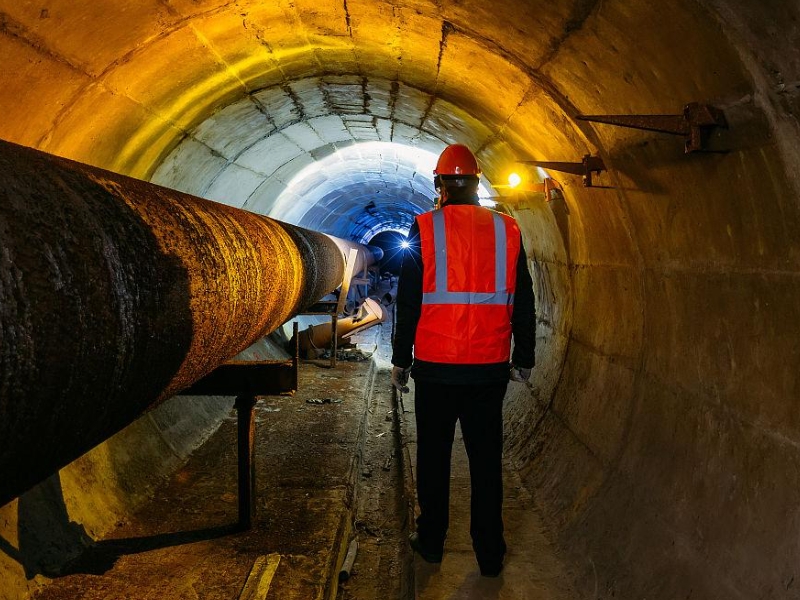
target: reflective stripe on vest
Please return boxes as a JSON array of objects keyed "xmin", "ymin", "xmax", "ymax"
[{"xmin": 421, "ymin": 209, "xmax": 515, "ymax": 306}]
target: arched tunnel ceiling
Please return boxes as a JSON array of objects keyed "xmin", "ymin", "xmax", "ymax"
[
  {"xmin": 0, "ymin": 0, "xmax": 785, "ymax": 185},
  {"xmin": 1, "ymin": 0, "xmax": 781, "ymax": 253},
  {"xmin": 148, "ymin": 77, "xmax": 460, "ymax": 199},
  {"xmin": 0, "ymin": 0, "xmax": 607, "ymax": 181},
  {"xmin": 147, "ymin": 82, "xmax": 453, "ymax": 238},
  {"xmin": 148, "ymin": 78, "xmax": 501, "ymax": 239}
]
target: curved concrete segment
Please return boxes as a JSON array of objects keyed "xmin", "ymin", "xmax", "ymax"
[
  {"xmin": 0, "ymin": 0, "xmax": 799, "ymax": 599},
  {"xmin": 0, "ymin": 139, "xmax": 354, "ymax": 507}
]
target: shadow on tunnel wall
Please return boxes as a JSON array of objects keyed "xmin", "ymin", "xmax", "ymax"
[{"xmin": 548, "ymin": 193, "xmax": 571, "ymax": 263}]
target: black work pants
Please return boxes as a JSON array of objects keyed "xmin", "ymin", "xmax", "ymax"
[{"xmin": 413, "ymin": 379, "xmax": 508, "ymax": 564}]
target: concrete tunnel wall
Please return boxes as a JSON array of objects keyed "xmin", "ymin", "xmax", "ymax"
[{"xmin": 0, "ymin": 1, "xmax": 798, "ymax": 598}]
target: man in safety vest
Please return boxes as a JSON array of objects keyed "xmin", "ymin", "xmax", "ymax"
[{"xmin": 391, "ymin": 144, "xmax": 536, "ymax": 577}]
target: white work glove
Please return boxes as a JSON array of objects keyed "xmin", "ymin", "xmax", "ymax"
[
  {"xmin": 391, "ymin": 365, "xmax": 411, "ymax": 393},
  {"xmin": 510, "ymin": 364, "xmax": 532, "ymax": 383}
]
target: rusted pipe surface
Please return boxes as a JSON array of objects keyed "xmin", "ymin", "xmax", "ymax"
[{"xmin": 0, "ymin": 140, "xmax": 353, "ymax": 505}]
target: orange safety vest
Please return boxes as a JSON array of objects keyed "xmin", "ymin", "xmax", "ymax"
[{"xmin": 414, "ymin": 204, "xmax": 521, "ymax": 364}]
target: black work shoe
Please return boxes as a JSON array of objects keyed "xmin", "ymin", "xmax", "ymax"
[
  {"xmin": 409, "ymin": 532, "xmax": 443, "ymax": 563},
  {"xmin": 478, "ymin": 555, "xmax": 504, "ymax": 577},
  {"xmin": 479, "ymin": 561, "xmax": 504, "ymax": 577}
]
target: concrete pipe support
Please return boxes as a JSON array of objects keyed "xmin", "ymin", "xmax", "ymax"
[{"xmin": 0, "ymin": 140, "xmax": 355, "ymax": 506}]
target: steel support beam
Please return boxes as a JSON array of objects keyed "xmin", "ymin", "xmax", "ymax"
[
  {"xmin": 518, "ymin": 155, "xmax": 606, "ymax": 187},
  {"xmin": 577, "ymin": 103, "xmax": 727, "ymax": 153},
  {"xmin": 0, "ymin": 139, "xmax": 373, "ymax": 506}
]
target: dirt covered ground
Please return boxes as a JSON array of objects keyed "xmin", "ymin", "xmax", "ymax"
[
  {"xmin": 31, "ymin": 315, "xmax": 578, "ymax": 600},
  {"xmin": 33, "ymin": 323, "xmax": 407, "ymax": 600}
]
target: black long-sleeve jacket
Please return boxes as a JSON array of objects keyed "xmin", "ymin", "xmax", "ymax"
[{"xmin": 391, "ymin": 202, "xmax": 536, "ymax": 385}]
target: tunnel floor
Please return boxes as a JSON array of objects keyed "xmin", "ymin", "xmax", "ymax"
[{"xmin": 31, "ymin": 323, "xmax": 578, "ymax": 600}]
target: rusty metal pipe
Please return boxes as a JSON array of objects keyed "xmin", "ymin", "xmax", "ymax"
[
  {"xmin": 0, "ymin": 139, "xmax": 366, "ymax": 506},
  {"xmin": 326, "ymin": 238, "xmax": 383, "ymax": 277},
  {"xmin": 298, "ymin": 297, "xmax": 386, "ymax": 353}
]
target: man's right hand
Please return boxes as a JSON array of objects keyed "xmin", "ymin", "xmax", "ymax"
[{"xmin": 391, "ymin": 365, "xmax": 411, "ymax": 393}]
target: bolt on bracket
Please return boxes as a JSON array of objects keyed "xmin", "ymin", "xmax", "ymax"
[
  {"xmin": 577, "ymin": 102, "xmax": 727, "ymax": 153},
  {"xmin": 535, "ymin": 177, "xmax": 563, "ymax": 202},
  {"xmin": 518, "ymin": 154, "xmax": 606, "ymax": 187}
]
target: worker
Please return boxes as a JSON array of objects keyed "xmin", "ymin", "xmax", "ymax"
[{"xmin": 391, "ymin": 144, "xmax": 536, "ymax": 577}]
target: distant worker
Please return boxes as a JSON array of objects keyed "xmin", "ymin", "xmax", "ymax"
[{"xmin": 391, "ymin": 144, "xmax": 536, "ymax": 577}]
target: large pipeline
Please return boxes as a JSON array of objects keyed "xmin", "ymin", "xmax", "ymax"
[
  {"xmin": 297, "ymin": 297, "xmax": 386, "ymax": 355},
  {"xmin": 0, "ymin": 139, "xmax": 376, "ymax": 506}
]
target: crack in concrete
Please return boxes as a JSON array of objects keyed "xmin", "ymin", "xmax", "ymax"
[
  {"xmin": 415, "ymin": 20, "xmax": 457, "ymax": 140},
  {"xmin": 240, "ymin": 15, "xmax": 299, "ymax": 89},
  {"xmin": 248, "ymin": 95, "xmax": 280, "ymax": 132},
  {"xmin": 416, "ymin": 94, "xmax": 437, "ymax": 141},
  {"xmin": 0, "ymin": 11, "xmax": 87, "ymax": 75},
  {"xmin": 475, "ymin": 82, "xmax": 542, "ymax": 156},
  {"xmin": 280, "ymin": 0, "xmax": 326, "ymax": 75},
  {"xmin": 283, "ymin": 82, "xmax": 308, "ymax": 121},
  {"xmin": 343, "ymin": 0, "xmax": 353, "ymax": 38},
  {"xmin": 389, "ymin": 80, "xmax": 400, "ymax": 142},
  {"xmin": 426, "ymin": 19, "xmax": 543, "ymax": 147},
  {"xmin": 189, "ymin": 24, "xmax": 251, "ymax": 94},
  {"xmin": 436, "ymin": 21, "xmax": 603, "ymax": 154},
  {"xmin": 534, "ymin": 0, "xmax": 601, "ymax": 70},
  {"xmin": 320, "ymin": 81, "xmax": 336, "ymax": 119},
  {"xmin": 156, "ymin": 0, "xmax": 181, "ymax": 18},
  {"xmin": 435, "ymin": 20, "xmax": 456, "ymax": 78},
  {"xmin": 242, "ymin": 14, "xmax": 275, "ymax": 54},
  {"xmin": 362, "ymin": 76, "xmax": 371, "ymax": 114},
  {"xmin": 389, "ymin": 2, "xmax": 403, "ymax": 75}
]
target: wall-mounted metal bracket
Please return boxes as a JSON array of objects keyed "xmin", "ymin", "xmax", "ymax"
[
  {"xmin": 518, "ymin": 155, "xmax": 606, "ymax": 187},
  {"xmin": 530, "ymin": 177, "xmax": 564, "ymax": 202},
  {"xmin": 491, "ymin": 177, "xmax": 563, "ymax": 207},
  {"xmin": 577, "ymin": 102, "xmax": 727, "ymax": 153}
]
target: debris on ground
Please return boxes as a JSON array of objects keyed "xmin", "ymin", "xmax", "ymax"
[
  {"xmin": 306, "ymin": 397, "xmax": 343, "ymax": 404},
  {"xmin": 320, "ymin": 348, "xmax": 375, "ymax": 362},
  {"xmin": 382, "ymin": 452, "xmax": 394, "ymax": 471}
]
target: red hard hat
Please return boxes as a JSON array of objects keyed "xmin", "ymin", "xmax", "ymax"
[{"xmin": 434, "ymin": 144, "xmax": 481, "ymax": 176}]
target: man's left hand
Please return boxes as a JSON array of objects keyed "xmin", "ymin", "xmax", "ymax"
[
  {"xmin": 391, "ymin": 365, "xmax": 411, "ymax": 393},
  {"xmin": 510, "ymin": 364, "xmax": 532, "ymax": 383}
]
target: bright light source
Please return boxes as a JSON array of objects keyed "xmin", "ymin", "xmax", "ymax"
[
  {"xmin": 508, "ymin": 172, "xmax": 522, "ymax": 188},
  {"xmin": 400, "ymin": 240, "xmax": 410, "ymax": 249}
]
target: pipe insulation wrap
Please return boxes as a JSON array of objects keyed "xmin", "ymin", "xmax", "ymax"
[{"xmin": 0, "ymin": 139, "xmax": 361, "ymax": 505}]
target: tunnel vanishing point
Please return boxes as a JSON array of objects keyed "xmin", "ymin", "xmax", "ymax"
[{"xmin": 0, "ymin": 1, "xmax": 799, "ymax": 598}]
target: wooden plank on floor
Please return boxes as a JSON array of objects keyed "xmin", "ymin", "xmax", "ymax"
[{"xmin": 239, "ymin": 554, "xmax": 281, "ymax": 599}]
